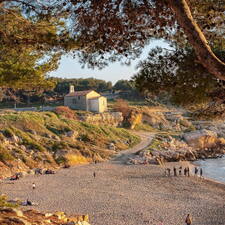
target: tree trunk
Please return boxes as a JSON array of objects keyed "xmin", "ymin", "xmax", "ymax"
[{"xmin": 168, "ymin": 0, "xmax": 225, "ymax": 80}]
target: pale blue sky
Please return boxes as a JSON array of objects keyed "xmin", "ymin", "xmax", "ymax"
[{"xmin": 50, "ymin": 40, "xmax": 168, "ymax": 84}]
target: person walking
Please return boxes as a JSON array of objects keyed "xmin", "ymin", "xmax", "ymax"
[
  {"xmin": 32, "ymin": 182, "xmax": 36, "ymax": 190},
  {"xmin": 185, "ymin": 214, "xmax": 192, "ymax": 225},
  {"xmin": 93, "ymin": 172, "xmax": 96, "ymax": 178}
]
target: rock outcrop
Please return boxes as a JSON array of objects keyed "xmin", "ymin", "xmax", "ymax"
[
  {"xmin": 127, "ymin": 132, "xmax": 225, "ymax": 165},
  {"xmin": 79, "ymin": 112, "xmax": 123, "ymax": 127},
  {"xmin": 183, "ymin": 129, "xmax": 218, "ymax": 149},
  {"xmin": 0, "ymin": 207, "xmax": 91, "ymax": 225},
  {"xmin": 125, "ymin": 107, "xmax": 194, "ymax": 132}
]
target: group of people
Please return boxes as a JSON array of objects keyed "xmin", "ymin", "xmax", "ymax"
[{"xmin": 165, "ymin": 166, "xmax": 203, "ymax": 178}]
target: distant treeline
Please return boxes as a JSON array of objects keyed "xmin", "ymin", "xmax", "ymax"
[
  {"xmin": 51, "ymin": 77, "xmax": 140, "ymax": 96},
  {"xmin": 53, "ymin": 77, "xmax": 113, "ymax": 94},
  {"xmin": 0, "ymin": 78, "xmax": 143, "ymax": 106}
]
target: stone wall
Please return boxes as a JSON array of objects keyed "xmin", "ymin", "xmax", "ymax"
[{"xmin": 79, "ymin": 112, "xmax": 123, "ymax": 127}]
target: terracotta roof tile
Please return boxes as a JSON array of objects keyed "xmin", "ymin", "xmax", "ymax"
[{"xmin": 65, "ymin": 90, "xmax": 93, "ymax": 97}]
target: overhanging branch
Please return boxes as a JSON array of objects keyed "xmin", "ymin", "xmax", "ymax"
[{"xmin": 168, "ymin": 0, "xmax": 225, "ymax": 80}]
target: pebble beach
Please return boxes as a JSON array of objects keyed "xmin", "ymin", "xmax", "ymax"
[
  {"xmin": 2, "ymin": 161, "xmax": 225, "ymax": 225},
  {"xmin": 1, "ymin": 133, "xmax": 225, "ymax": 225}
]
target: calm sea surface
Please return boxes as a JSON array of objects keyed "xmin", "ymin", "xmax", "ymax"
[{"xmin": 194, "ymin": 156, "xmax": 225, "ymax": 184}]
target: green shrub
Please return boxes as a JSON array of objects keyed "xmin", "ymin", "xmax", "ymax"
[
  {"xmin": 0, "ymin": 148, "xmax": 14, "ymax": 162},
  {"xmin": 55, "ymin": 156, "xmax": 68, "ymax": 165},
  {"xmin": 0, "ymin": 195, "xmax": 18, "ymax": 208},
  {"xmin": 184, "ymin": 125, "xmax": 196, "ymax": 132},
  {"xmin": 134, "ymin": 123, "xmax": 157, "ymax": 132},
  {"xmin": 12, "ymin": 128, "xmax": 45, "ymax": 152},
  {"xmin": 46, "ymin": 125, "xmax": 71, "ymax": 135},
  {"xmin": 3, "ymin": 128, "xmax": 14, "ymax": 138},
  {"xmin": 51, "ymin": 141, "xmax": 68, "ymax": 152},
  {"xmin": 79, "ymin": 134, "xmax": 92, "ymax": 143}
]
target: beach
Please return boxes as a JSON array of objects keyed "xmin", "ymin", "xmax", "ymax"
[
  {"xmin": 1, "ymin": 161, "xmax": 225, "ymax": 225},
  {"xmin": 1, "ymin": 133, "xmax": 225, "ymax": 225}
]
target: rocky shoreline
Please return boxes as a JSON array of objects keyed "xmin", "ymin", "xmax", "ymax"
[
  {"xmin": 127, "ymin": 140, "xmax": 224, "ymax": 166},
  {"xmin": 0, "ymin": 207, "xmax": 90, "ymax": 225},
  {"xmin": 124, "ymin": 107, "xmax": 225, "ymax": 165}
]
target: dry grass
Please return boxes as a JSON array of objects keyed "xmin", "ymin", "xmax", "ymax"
[{"xmin": 0, "ymin": 111, "xmax": 140, "ymax": 175}]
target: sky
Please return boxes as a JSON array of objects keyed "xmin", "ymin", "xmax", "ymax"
[{"xmin": 50, "ymin": 40, "xmax": 168, "ymax": 84}]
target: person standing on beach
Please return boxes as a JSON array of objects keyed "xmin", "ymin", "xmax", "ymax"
[
  {"xmin": 165, "ymin": 168, "xmax": 171, "ymax": 177},
  {"xmin": 168, "ymin": 168, "xmax": 171, "ymax": 176},
  {"xmin": 179, "ymin": 166, "xmax": 182, "ymax": 176},
  {"xmin": 185, "ymin": 214, "xmax": 192, "ymax": 225},
  {"xmin": 173, "ymin": 167, "xmax": 177, "ymax": 176},
  {"xmin": 187, "ymin": 167, "xmax": 190, "ymax": 177},
  {"xmin": 93, "ymin": 172, "xmax": 96, "ymax": 178},
  {"xmin": 200, "ymin": 168, "xmax": 203, "ymax": 178},
  {"xmin": 184, "ymin": 167, "xmax": 187, "ymax": 176},
  {"xmin": 194, "ymin": 167, "xmax": 198, "ymax": 176},
  {"xmin": 32, "ymin": 182, "xmax": 36, "ymax": 190}
]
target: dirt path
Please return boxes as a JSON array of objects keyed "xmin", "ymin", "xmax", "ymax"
[
  {"xmin": 112, "ymin": 131, "xmax": 154, "ymax": 163},
  {"xmin": 1, "ymin": 132, "xmax": 225, "ymax": 225}
]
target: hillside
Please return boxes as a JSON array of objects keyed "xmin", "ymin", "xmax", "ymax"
[{"xmin": 0, "ymin": 111, "xmax": 139, "ymax": 178}]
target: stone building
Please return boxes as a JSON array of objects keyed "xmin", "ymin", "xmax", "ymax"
[{"xmin": 64, "ymin": 86, "xmax": 107, "ymax": 113}]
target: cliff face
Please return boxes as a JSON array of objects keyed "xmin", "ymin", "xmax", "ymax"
[{"xmin": 126, "ymin": 106, "xmax": 193, "ymax": 132}]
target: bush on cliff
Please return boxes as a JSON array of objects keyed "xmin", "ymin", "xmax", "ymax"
[
  {"xmin": 113, "ymin": 99, "xmax": 131, "ymax": 117},
  {"xmin": 54, "ymin": 106, "xmax": 76, "ymax": 120},
  {"xmin": 0, "ymin": 147, "xmax": 14, "ymax": 163}
]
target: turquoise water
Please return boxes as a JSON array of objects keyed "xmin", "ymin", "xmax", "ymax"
[{"xmin": 195, "ymin": 156, "xmax": 225, "ymax": 184}]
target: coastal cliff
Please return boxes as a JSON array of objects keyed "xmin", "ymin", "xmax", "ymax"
[{"xmin": 0, "ymin": 111, "xmax": 139, "ymax": 178}]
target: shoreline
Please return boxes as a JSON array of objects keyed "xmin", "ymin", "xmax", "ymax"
[
  {"xmin": 202, "ymin": 176, "xmax": 225, "ymax": 189},
  {"xmin": 163, "ymin": 160, "xmax": 225, "ymax": 188},
  {"xmin": 192, "ymin": 156, "xmax": 225, "ymax": 186}
]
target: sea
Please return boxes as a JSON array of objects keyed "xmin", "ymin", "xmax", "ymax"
[{"xmin": 194, "ymin": 155, "xmax": 225, "ymax": 184}]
